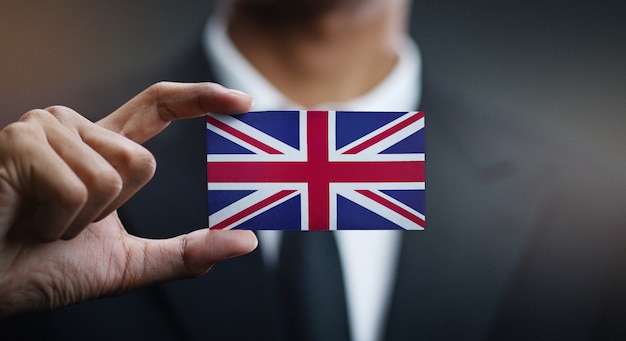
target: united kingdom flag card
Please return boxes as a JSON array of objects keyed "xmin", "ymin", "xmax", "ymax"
[{"xmin": 206, "ymin": 110, "xmax": 425, "ymax": 230}]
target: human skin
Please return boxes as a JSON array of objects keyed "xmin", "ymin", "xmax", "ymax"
[
  {"xmin": 0, "ymin": 82, "xmax": 258, "ymax": 316},
  {"xmin": 228, "ymin": 0, "xmax": 409, "ymax": 108}
]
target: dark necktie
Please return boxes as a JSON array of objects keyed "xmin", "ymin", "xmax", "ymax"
[{"xmin": 278, "ymin": 231, "xmax": 351, "ymax": 340}]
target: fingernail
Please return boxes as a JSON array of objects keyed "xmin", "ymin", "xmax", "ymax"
[
  {"xmin": 227, "ymin": 88, "xmax": 249, "ymax": 97},
  {"xmin": 227, "ymin": 89, "xmax": 254, "ymax": 110}
]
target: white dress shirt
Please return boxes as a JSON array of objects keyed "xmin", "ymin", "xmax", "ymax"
[{"xmin": 203, "ymin": 12, "xmax": 422, "ymax": 341}]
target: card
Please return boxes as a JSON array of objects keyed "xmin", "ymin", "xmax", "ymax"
[{"xmin": 207, "ymin": 110, "xmax": 425, "ymax": 230}]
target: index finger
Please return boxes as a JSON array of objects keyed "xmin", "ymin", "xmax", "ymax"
[{"xmin": 97, "ymin": 82, "xmax": 253, "ymax": 144}]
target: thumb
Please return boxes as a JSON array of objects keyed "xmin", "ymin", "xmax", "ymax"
[{"xmin": 125, "ymin": 229, "xmax": 258, "ymax": 287}]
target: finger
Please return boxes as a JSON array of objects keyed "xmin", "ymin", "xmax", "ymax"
[
  {"xmin": 0, "ymin": 119, "xmax": 88, "ymax": 241},
  {"xmin": 97, "ymin": 82, "xmax": 253, "ymax": 144},
  {"xmin": 41, "ymin": 107, "xmax": 129, "ymax": 237},
  {"xmin": 18, "ymin": 108, "xmax": 124, "ymax": 239},
  {"xmin": 119, "ymin": 229, "xmax": 258, "ymax": 290},
  {"xmin": 81, "ymin": 126, "xmax": 156, "ymax": 221},
  {"xmin": 47, "ymin": 107, "xmax": 156, "ymax": 221}
]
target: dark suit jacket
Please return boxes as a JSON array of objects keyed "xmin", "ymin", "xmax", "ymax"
[{"xmin": 3, "ymin": 33, "xmax": 626, "ymax": 341}]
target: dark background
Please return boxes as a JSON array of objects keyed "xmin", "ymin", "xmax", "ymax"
[{"xmin": 1, "ymin": 0, "xmax": 625, "ymax": 158}]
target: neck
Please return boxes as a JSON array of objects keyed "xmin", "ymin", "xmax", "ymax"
[{"xmin": 228, "ymin": 1, "xmax": 409, "ymax": 108}]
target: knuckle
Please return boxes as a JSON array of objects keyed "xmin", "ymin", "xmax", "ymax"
[
  {"xmin": 44, "ymin": 105, "xmax": 80, "ymax": 124},
  {"xmin": 0, "ymin": 121, "xmax": 31, "ymax": 139},
  {"xmin": 132, "ymin": 147, "xmax": 158, "ymax": 181},
  {"xmin": 90, "ymin": 167, "xmax": 124, "ymax": 199},
  {"xmin": 0, "ymin": 122, "xmax": 44, "ymax": 152},
  {"xmin": 57, "ymin": 181, "xmax": 89, "ymax": 210},
  {"xmin": 149, "ymin": 81, "xmax": 176, "ymax": 122},
  {"xmin": 45, "ymin": 105, "xmax": 73, "ymax": 116},
  {"xmin": 17, "ymin": 106, "xmax": 81, "ymax": 129},
  {"xmin": 147, "ymin": 81, "xmax": 172, "ymax": 104},
  {"xmin": 116, "ymin": 144, "xmax": 157, "ymax": 183},
  {"xmin": 18, "ymin": 109, "xmax": 54, "ymax": 123},
  {"xmin": 149, "ymin": 81, "xmax": 173, "ymax": 93}
]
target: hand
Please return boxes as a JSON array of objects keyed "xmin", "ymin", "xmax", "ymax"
[{"xmin": 0, "ymin": 82, "xmax": 257, "ymax": 316}]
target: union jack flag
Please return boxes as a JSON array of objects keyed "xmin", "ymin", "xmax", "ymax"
[{"xmin": 206, "ymin": 110, "xmax": 425, "ymax": 230}]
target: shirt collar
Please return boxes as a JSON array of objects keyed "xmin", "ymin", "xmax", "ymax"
[{"xmin": 203, "ymin": 12, "xmax": 422, "ymax": 111}]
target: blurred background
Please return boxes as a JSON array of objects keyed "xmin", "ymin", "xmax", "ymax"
[{"xmin": 1, "ymin": 0, "xmax": 625, "ymax": 160}]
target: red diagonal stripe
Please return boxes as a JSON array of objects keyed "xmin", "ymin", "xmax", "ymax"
[
  {"xmin": 342, "ymin": 112, "xmax": 424, "ymax": 154},
  {"xmin": 210, "ymin": 189, "xmax": 297, "ymax": 230},
  {"xmin": 355, "ymin": 189, "xmax": 425, "ymax": 228},
  {"xmin": 207, "ymin": 115, "xmax": 283, "ymax": 154}
]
